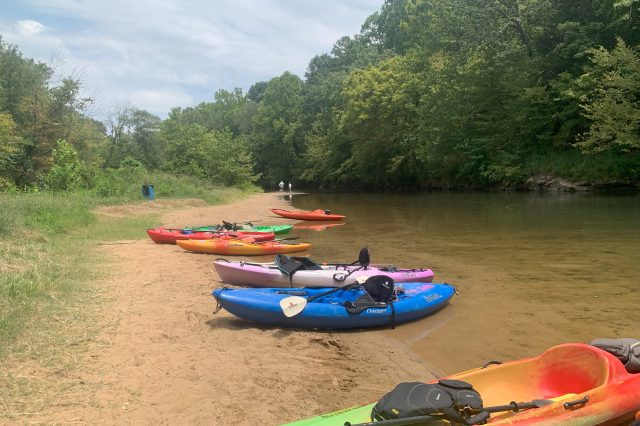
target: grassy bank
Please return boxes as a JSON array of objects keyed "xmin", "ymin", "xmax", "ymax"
[{"xmin": 0, "ymin": 181, "xmax": 256, "ymax": 360}]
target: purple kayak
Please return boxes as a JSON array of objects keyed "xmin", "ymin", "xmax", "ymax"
[{"xmin": 213, "ymin": 255, "xmax": 434, "ymax": 288}]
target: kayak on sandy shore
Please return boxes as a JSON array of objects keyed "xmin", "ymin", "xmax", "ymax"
[
  {"xmin": 187, "ymin": 223, "xmax": 294, "ymax": 235},
  {"xmin": 212, "ymin": 281, "xmax": 454, "ymax": 329},
  {"xmin": 284, "ymin": 342, "xmax": 640, "ymax": 426},
  {"xmin": 270, "ymin": 208, "xmax": 345, "ymax": 221},
  {"xmin": 146, "ymin": 227, "xmax": 275, "ymax": 244},
  {"xmin": 177, "ymin": 238, "xmax": 311, "ymax": 255},
  {"xmin": 213, "ymin": 256, "xmax": 434, "ymax": 288}
]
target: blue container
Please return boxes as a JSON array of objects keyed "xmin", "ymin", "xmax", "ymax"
[{"xmin": 142, "ymin": 184, "xmax": 155, "ymax": 200}]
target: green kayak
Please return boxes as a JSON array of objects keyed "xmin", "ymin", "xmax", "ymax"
[
  {"xmin": 250, "ymin": 225, "xmax": 292, "ymax": 234},
  {"xmin": 283, "ymin": 404, "xmax": 373, "ymax": 425},
  {"xmin": 185, "ymin": 224, "xmax": 293, "ymax": 234}
]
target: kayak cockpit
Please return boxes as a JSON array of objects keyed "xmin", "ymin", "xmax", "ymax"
[{"xmin": 455, "ymin": 343, "xmax": 624, "ymax": 407}]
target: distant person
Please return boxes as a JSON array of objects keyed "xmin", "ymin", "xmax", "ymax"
[
  {"xmin": 288, "ymin": 182, "xmax": 292, "ymax": 192},
  {"xmin": 278, "ymin": 180, "xmax": 284, "ymax": 191}
]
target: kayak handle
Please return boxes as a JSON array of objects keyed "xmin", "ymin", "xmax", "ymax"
[
  {"xmin": 564, "ymin": 396, "xmax": 589, "ymax": 409},
  {"xmin": 482, "ymin": 360, "xmax": 503, "ymax": 368}
]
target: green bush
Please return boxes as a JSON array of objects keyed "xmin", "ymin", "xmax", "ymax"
[{"xmin": 45, "ymin": 140, "xmax": 88, "ymax": 191}]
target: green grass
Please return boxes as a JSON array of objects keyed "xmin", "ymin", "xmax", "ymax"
[
  {"xmin": 0, "ymin": 182, "xmax": 256, "ymax": 357},
  {"xmin": 92, "ymin": 167, "xmax": 258, "ymax": 204},
  {"xmin": 0, "ymin": 182, "xmax": 255, "ymax": 418}
]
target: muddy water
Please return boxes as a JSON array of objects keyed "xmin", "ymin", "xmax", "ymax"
[{"xmin": 284, "ymin": 192, "xmax": 640, "ymax": 374}]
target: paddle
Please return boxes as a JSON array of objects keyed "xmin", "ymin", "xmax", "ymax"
[
  {"xmin": 344, "ymin": 399, "xmax": 553, "ymax": 426},
  {"xmin": 222, "ymin": 220, "xmax": 262, "ymax": 229},
  {"xmin": 279, "ymin": 280, "xmax": 363, "ymax": 317},
  {"xmin": 246, "ymin": 236, "xmax": 300, "ymax": 244}
]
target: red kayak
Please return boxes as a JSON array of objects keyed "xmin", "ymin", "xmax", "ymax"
[
  {"xmin": 270, "ymin": 208, "xmax": 345, "ymax": 221},
  {"xmin": 146, "ymin": 227, "xmax": 275, "ymax": 244}
]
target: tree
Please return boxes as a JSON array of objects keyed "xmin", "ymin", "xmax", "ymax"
[
  {"xmin": 45, "ymin": 139, "xmax": 87, "ymax": 191},
  {"xmin": 248, "ymin": 72, "xmax": 304, "ymax": 186},
  {"xmin": 575, "ymin": 38, "xmax": 640, "ymax": 153},
  {"xmin": 0, "ymin": 112, "xmax": 23, "ymax": 189}
]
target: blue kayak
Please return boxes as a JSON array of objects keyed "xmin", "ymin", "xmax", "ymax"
[{"xmin": 211, "ymin": 282, "xmax": 455, "ymax": 329}]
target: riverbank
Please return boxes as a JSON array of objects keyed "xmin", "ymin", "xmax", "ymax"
[{"xmin": 1, "ymin": 192, "xmax": 439, "ymax": 424}]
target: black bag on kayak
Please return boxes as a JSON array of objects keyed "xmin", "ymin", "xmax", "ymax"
[
  {"xmin": 363, "ymin": 275, "xmax": 394, "ymax": 303},
  {"xmin": 344, "ymin": 275, "xmax": 395, "ymax": 313},
  {"xmin": 371, "ymin": 379, "xmax": 488, "ymax": 425},
  {"xmin": 590, "ymin": 338, "xmax": 640, "ymax": 373}
]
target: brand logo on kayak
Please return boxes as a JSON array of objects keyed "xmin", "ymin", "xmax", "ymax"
[
  {"xmin": 423, "ymin": 294, "xmax": 442, "ymax": 303},
  {"xmin": 367, "ymin": 308, "xmax": 387, "ymax": 313}
]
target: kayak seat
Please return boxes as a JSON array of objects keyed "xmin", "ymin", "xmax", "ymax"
[
  {"xmin": 535, "ymin": 343, "xmax": 620, "ymax": 398},
  {"xmin": 290, "ymin": 256, "xmax": 323, "ymax": 270},
  {"xmin": 275, "ymin": 255, "xmax": 322, "ymax": 278},
  {"xmin": 461, "ymin": 344, "xmax": 626, "ymax": 406}
]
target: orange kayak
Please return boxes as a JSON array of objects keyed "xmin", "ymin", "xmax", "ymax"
[
  {"xmin": 270, "ymin": 208, "xmax": 345, "ymax": 221},
  {"xmin": 286, "ymin": 343, "xmax": 640, "ymax": 425},
  {"xmin": 176, "ymin": 238, "xmax": 311, "ymax": 255}
]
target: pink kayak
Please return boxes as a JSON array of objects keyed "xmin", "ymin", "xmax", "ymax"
[{"xmin": 213, "ymin": 258, "xmax": 434, "ymax": 288}]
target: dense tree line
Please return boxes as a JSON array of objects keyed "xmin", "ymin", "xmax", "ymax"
[
  {"xmin": 1, "ymin": 0, "xmax": 639, "ymax": 192},
  {"xmin": 0, "ymin": 37, "xmax": 256, "ymax": 192}
]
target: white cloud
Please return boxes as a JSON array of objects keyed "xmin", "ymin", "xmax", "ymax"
[
  {"xmin": 16, "ymin": 19, "xmax": 46, "ymax": 36},
  {"xmin": 2, "ymin": 0, "xmax": 384, "ymax": 118}
]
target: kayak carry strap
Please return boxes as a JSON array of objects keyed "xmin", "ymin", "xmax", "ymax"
[
  {"xmin": 390, "ymin": 302, "xmax": 396, "ymax": 329},
  {"xmin": 213, "ymin": 288, "xmax": 229, "ymax": 314}
]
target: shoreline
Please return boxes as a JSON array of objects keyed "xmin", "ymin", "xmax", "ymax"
[{"xmin": 22, "ymin": 192, "xmax": 439, "ymax": 424}]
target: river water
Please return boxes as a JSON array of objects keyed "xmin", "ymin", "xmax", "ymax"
[{"xmin": 284, "ymin": 191, "xmax": 640, "ymax": 374}]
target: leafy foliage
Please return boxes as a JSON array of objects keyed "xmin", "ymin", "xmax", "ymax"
[
  {"xmin": 45, "ymin": 140, "xmax": 87, "ymax": 191},
  {"xmin": 1, "ymin": 1, "xmax": 639, "ymax": 192}
]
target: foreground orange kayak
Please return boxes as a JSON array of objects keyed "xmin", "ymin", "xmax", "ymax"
[
  {"xmin": 285, "ymin": 343, "xmax": 640, "ymax": 425},
  {"xmin": 176, "ymin": 238, "xmax": 311, "ymax": 255},
  {"xmin": 270, "ymin": 208, "xmax": 345, "ymax": 221}
]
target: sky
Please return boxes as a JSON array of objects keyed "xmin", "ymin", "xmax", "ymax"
[{"xmin": 0, "ymin": 0, "xmax": 384, "ymax": 118}]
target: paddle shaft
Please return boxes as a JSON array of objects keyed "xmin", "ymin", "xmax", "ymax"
[
  {"xmin": 307, "ymin": 282, "xmax": 360, "ymax": 303},
  {"xmin": 345, "ymin": 399, "xmax": 553, "ymax": 426},
  {"xmin": 251, "ymin": 236, "xmax": 300, "ymax": 244}
]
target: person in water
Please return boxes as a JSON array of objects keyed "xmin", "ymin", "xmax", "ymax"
[{"xmin": 278, "ymin": 181, "xmax": 284, "ymax": 191}]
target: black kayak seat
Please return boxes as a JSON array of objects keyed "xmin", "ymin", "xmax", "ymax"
[
  {"xmin": 274, "ymin": 254, "xmax": 322, "ymax": 276},
  {"xmin": 291, "ymin": 256, "xmax": 323, "ymax": 270}
]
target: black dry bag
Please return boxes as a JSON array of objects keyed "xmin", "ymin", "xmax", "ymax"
[{"xmin": 371, "ymin": 379, "xmax": 487, "ymax": 425}]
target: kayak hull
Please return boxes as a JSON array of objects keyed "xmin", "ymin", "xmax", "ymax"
[
  {"xmin": 212, "ymin": 282, "xmax": 454, "ymax": 329},
  {"xmin": 284, "ymin": 343, "xmax": 640, "ymax": 425},
  {"xmin": 214, "ymin": 260, "xmax": 434, "ymax": 287},
  {"xmin": 250, "ymin": 225, "xmax": 293, "ymax": 235},
  {"xmin": 187, "ymin": 224, "xmax": 293, "ymax": 234},
  {"xmin": 146, "ymin": 227, "xmax": 275, "ymax": 244},
  {"xmin": 177, "ymin": 239, "xmax": 311, "ymax": 255},
  {"xmin": 271, "ymin": 208, "xmax": 345, "ymax": 221}
]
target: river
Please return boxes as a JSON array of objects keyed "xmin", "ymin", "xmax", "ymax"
[{"xmin": 284, "ymin": 191, "xmax": 640, "ymax": 374}]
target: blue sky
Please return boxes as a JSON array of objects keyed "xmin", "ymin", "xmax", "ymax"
[{"xmin": 0, "ymin": 0, "xmax": 383, "ymax": 118}]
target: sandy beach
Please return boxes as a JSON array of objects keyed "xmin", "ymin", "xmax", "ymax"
[{"xmin": 25, "ymin": 192, "xmax": 439, "ymax": 424}]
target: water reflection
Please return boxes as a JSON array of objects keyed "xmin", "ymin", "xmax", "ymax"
[{"xmin": 291, "ymin": 192, "xmax": 640, "ymax": 373}]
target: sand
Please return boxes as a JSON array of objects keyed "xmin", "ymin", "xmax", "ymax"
[{"xmin": 39, "ymin": 193, "xmax": 439, "ymax": 424}]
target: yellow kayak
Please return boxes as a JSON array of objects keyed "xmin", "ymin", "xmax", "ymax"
[
  {"xmin": 176, "ymin": 238, "xmax": 311, "ymax": 256},
  {"xmin": 286, "ymin": 343, "xmax": 640, "ymax": 425}
]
